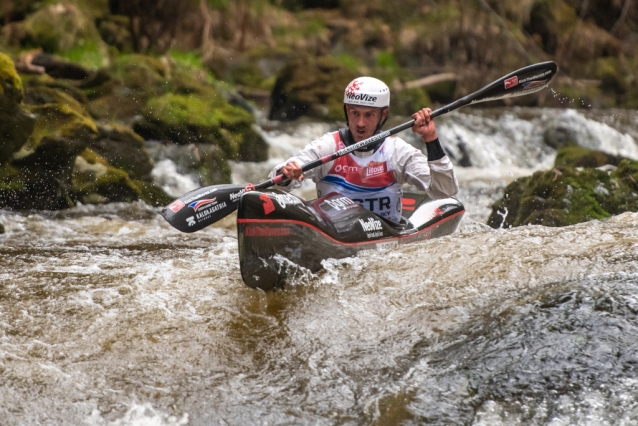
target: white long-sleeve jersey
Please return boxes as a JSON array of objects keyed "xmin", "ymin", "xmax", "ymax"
[{"xmin": 270, "ymin": 131, "xmax": 459, "ymax": 199}]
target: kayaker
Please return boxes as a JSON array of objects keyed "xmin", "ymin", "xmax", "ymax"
[{"xmin": 270, "ymin": 76, "xmax": 459, "ymax": 223}]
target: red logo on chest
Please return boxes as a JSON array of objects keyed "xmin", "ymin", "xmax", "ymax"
[{"xmin": 364, "ymin": 162, "xmax": 387, "ymax": 177}]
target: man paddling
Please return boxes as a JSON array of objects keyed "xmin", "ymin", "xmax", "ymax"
[{"xmin": 270, "ymin": 76, "xmax": 459, "ymax": 223}]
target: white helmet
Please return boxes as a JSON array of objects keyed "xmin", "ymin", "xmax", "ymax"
[{"xmin": 344, "ymin": 77, "xmax": 390, "ymax": 108}]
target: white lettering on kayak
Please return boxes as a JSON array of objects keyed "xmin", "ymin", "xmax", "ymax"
[
  {"xmin": 272, "ymin": 193, "xmax": 303, "ymax": 209},
  {"xmin": 366, "ymin": 231, "xmax": 383, "ymax": 239},
  {"xmin": 324, "ymin": 197, "xmax": 358, "ymax": 211},
  {"xmin": 359, "ymin": 217, "xmax": 383, "ymax": 232}
]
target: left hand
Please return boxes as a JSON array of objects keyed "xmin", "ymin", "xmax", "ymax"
[{"xmin": 412, "ymin": 108, "xmax": 438, "ymax": 143}]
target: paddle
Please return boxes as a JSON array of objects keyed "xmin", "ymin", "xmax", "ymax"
[{"xmin": 161, "ymin": 61, "xmax": 558, "ymax": 233}]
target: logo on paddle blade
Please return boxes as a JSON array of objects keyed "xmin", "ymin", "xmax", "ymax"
[
  {"xmin": 522, "ymin": 79, "xmax": 548, "ymax": 88},
  {"xmin": 189, "ymin": 198, "xmax": 217, "ymax": 212},
  {"xmin": 169, "ymin": 200, "xmax": 185, "ymax": 213},
  {"xmin": 186, "ymin": 216, "xmax": 196, "ymax": 227},
  {"xmin": 504, "ymin": 76, "xmax": 519, "ymax": 89}
]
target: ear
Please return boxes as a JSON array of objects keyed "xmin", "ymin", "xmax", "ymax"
[{"xmin": 381, "ymin": 107, "xmax": 388, "ymax": 121}]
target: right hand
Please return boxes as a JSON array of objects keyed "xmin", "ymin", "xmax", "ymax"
[{"xmin": 280, "ymin": 162, "xmax": 304, "ymax": 182}]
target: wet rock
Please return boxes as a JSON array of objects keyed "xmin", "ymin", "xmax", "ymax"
[
  {"xmin": 21, "ymin": 4, "xmax": 109, "ymax": 69},
  {"xmin": 542, "ymin": 126, "xmax": 577, "ymax": 150},
  {"xmin": 554, "ymin": 146, "xmax": 625, "ymax": 169},
  {"xmin": 0, "ymin": 222, "xmax": 4, "ymax": 234},
  {"xmin": 488, "ymin": 151, "xmax": 638, "ymax": 228},
  {"xmin": 269, "ymin": 54, "xmax": 357, "ymax": 121},
  {"xmin": 1, "ymin": 103, "xmax": 98, "ymax": 209},
  {"xmin": 31, "ymin": 53, "xmax": 91, "ymax": 80},
  {"xmin": 71, "ymin": 148, "xmax": 171, "ymax": 207},
  {"xmin": 134, "ymin": 92, "xmax": 267, "ymax": 161},
  {"xmin": 89, "ymin": 123, "xmax": 154, "ymax": 180},
  {"xmin": 0, "ymin": 53, "xmax": 36, "ymax": 165}
]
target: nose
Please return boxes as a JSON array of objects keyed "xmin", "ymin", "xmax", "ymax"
[{"xmin": 355, "ymin": 115, "xmax": 367, "ymax": 127}]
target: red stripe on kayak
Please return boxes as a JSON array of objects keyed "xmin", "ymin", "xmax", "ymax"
[
  {"xmin": 237, "ymin": 210, "xmax": 464, "ymax": 247},
  {"xmin": 402, "ymin": 206, "xmax": 415, "ymax": 211},
  {"xmin": 402, "ymin": 198, "xmax": 416, "ymax": 205}
]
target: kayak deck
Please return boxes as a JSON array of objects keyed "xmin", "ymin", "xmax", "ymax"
[{"xmin": 237, "ymin": 190, "xmax": 465, "ymax": 291}]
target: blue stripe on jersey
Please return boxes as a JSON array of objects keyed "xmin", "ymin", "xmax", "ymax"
[{"xmin": 321, "ymin": 175, "xmax": 392, "ymax": 193}]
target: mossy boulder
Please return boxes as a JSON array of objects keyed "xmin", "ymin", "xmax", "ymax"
[
  {"xmin": 0, "ymin": 52, "xmax": 35, "ymax": 165},
  {"xmin": 134, "ymin": 93, "xmax": 268, "ymax": 161},
  {"xmin": 89, "ymin": 122, "xmax": 154, "ymax": 180},
  {"xmin": 71, "ymin": 148, "xmax": 171, "ymax": 206},
  {"xmin": 22, "ymin": 4, "xmax": 109, "ymax": 69},
  {"xmin": 554, "ymin": 145, "xmax": 624, "ymax": 169},
  {"xmin": 488, "ymin": 153, "xmax": 638, "ymax": 229},
  {"xmin": 269, "ymin": 54, "xmax": 358, "ymax": 121},
  {"xmin": 1, "ymin": 103, "xmax": 98, "ymax": 209}
]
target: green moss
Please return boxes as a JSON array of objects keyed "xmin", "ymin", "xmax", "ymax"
[
  {"xmin": 72, "ymin": 148, "xmax": 167, "ymax": 204},
  {"xmin": 20, "ymin": 104, "xmax": 97, "ymax": 158},
  {"xmin": 0, "ymin": 164, "xmax": 23, "ymax": 191},
  {"xmin": 554, "ymin": 146, "xmax": 622, "ymax": 168},
  {"xmin": 488, "ymin": 162, "xmax": 638, "ymax": 228},
  {"xmin": 0, "ymin": 52, "xmax": 24, "ymax": 105},
  {"xmin": 23, "ymin": 4, "xmax": 108, "ymax": 69}
]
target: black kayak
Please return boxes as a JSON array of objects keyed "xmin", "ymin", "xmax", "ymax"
[{"xmin": 237, "ymin": 190, "xmax": 465, "ymax": 291}]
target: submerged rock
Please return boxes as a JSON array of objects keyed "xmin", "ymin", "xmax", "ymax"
[{"xmin": 488, "ymin": 147, "xmax": 638, "ymax": 229}]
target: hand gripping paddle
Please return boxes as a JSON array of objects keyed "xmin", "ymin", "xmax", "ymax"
[{"xmin": 161, "ymin": 61, "xmax": 558, "ymax": 233}]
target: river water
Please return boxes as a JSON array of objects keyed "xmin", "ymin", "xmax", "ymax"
[{"xmin": 1, "ymin": 108, "xmax": 638, "ymax": 425}]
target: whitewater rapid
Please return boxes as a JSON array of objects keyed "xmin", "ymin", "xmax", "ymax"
[{"xmin": 1, "ymin": 107, "xmax": 638, "ymax": 425}]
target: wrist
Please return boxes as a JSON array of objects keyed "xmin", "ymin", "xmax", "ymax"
[{"xmin": 421, "ymin": 133, "xmax": 438, "ymax": 143}]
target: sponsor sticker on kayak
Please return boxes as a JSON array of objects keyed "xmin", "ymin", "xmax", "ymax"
[
  {"xmin": 376, "ymin": 241, "xmax": 398, "ymax": 250},
  {"xmin": 244, "ymin": 226, "xmax": 291, "ymax": 237},
  {"xmin": 322, "ymin": 197, "xmax": 358, "ymax": 211},
  {"xmin": 359, "ymin": 217, "xmax": 383, "ymax": 232}
]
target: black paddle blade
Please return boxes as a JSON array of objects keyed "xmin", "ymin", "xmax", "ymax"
[
  {"xmin": 160, "ymin": 184, "xmax": 247, "ymax": 233},
  {"xmin": 470, "ymin": 61, "xmax": 558, "ymax": 105}
]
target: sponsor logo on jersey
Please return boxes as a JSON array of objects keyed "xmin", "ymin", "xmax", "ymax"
[
  {"xmin": 504, "ymin": 76, "xmax": 519, "ymax": 89},
  {"xmin": 168, "ymin": 200, "xmax": 185, "ymax": 213},
  {"xmin": 334, "ymin": 164, "xmax": 360, "ymax": 174},
  {"xmin": 365, "ymin": 162, "xmax": 387, "ymax": 177},
  {"xmin": 359, "ymin": 217, "xmax": 383, "ymax": 232},
  {"xmin": 189, "ymin": 198, "xmax": 217, "ymax": 212}
]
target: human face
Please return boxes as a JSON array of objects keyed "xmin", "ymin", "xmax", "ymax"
[{"xmin": 345, "ymin": 105, "xmax": 387, "ymax": 142}]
